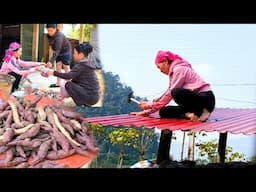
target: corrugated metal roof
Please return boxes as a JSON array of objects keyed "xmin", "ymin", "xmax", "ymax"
[{"xmin": 84, "ymin": 108, "xmax": 256, "ymax": 135}]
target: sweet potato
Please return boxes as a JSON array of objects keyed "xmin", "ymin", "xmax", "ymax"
[
  {"xmin": 15, "ymin": 162, "xmax": 30, "ymax": 168},
  {"xmin": 4, "ymin": 111, "xmax": 13, "ymax": 128},
  {"xmin": 0, "ymin": 128, "xmax": 15, "ymax": 144},
  {"xmin": 62, "ymin": 123, "xmax": 75, "ymax": 136},
  {"xmin": 50, "ymin": 106, "xmax": 70, "ymax": 124},
  {"xmin": 14, "ymin": 124, "xmax": 34, "ymax": 134},
  {"xmin": 16, "ymin": 145, "xmax": 26, "ymax": 158},
  {"xmin": 7, "ymin": 100, "xmax": 22, "ymax": 127},
  {"xmin": 4, "ymin": 147, "xmax": 15, "ymax": 163},
  {"xmin": 76, "ymin": 132, "xmax": 99, "ymax": 152},
  {"xmin": 5, "ymin": 157, "xmax": 27, "ymax": 167},
  {"xmin": 15, "ymin": 99, "xmax": 25, "ymax": 113},
  {"xmin": 0, "ymin": 110, "xmax": 10, "ymax": 120},
  {"xmin": 36, "ymin": 106, "xmax": 46, "ymax": 121},
  {"xmin": 0, "ymin": 102, "xmax": 8, "ymax": 111},
  {"xmin": 61, "ymin": 108, "xmax": 84, "ymax": 120},
  {"xmin": 0, "ymin": 146, "xmax": 9, "ymax": 153},
  {"xmin": 32, "ymin": 139, "xmax": 52, "ymax": 165},
  {"xmin": 50, "ymin": 131, "xmax": 70, "ymax": 152},
  {"xmin": 46, "ymin": 149, "xmax": 75, "ymax": 160},
  {"xmin": 53, "ymin": 113, "xmax": 80, "ymax": 146},
  {"xmin": 16, "ymin": 124, "xmax": 40, "ymax": 140},
  {"xmin": 70, "ymin": 119, "xmax": 82, "ymax": 131},
  {"xmin": 51, "ymin": 138, "xmax": 58, "ymax": 152},
  {"xmin": 24, "ymin": 109, "xmax": 35, "ymax": 123},
  {"xmin": 38, "ymin": 120, "xmax": 52, "ymax": 129},
  {"xmin": 11, "ymin": 121, "xmax": 30, "ymax": 129}
]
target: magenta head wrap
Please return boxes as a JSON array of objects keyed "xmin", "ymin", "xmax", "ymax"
[
  {"xmin": 154, "ymin": 50, "xmax": 183, "ymax": 63},
  {"xmin": 3, "ymin": 42, "xmax": 21, "ymax": 63}
]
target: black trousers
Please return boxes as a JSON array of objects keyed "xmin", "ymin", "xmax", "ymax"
[
  {"xmin": 159, "ymin": 88, "xmax": 215, "ymax": 119},
  {"xmin": 8, "ymin": 72, "xmax": 22, "ymax": 93}
]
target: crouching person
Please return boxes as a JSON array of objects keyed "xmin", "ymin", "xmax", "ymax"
[
  {"xmin": 0, "ymin": 42, "xmax": 45, "ymax": 92},
  {"xmin": 41, "ymin": 42, "xmax": 100, "ymax": 106}
]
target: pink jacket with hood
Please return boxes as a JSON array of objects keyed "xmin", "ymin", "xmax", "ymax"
[
  {"xmin": 0, "ymin": 42, "xmax": 40, "ymax": 77},
  {"xmin": 149, "ymin": 53, "xmax": 211, "ymax": 114},
  {"xmin": 0, "ymin": 57, "xmax": 40, "ymax": 76}
]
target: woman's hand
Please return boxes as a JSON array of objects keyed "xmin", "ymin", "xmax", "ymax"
[
  {"xmin": 138, "ymin": 101, "xmax": 152, "ymax": 110},
  {"xmin": 47, "ymin": 69, "xmax": 54, "ymax": 76},
  {"xmin": 33, "ymin": 66, "xmax": 44, "ymax": 71},
  {"xmin": 46, "ymin": 62, "xmax": 52, "ymax": 68},
  {"xmin": 130, "ymin": 109, "xmax": 151, "ymax": 116},
  {"xmin": 22, "ymin": 71, "xmax": 30, "ymax": 78},
  {"xmin": 39, "ymin": 62, "xmax": 46, "ymax": 66},
  {"xmin": 39, "ymin": 68, "xmax": 53, "ymax": 77}
]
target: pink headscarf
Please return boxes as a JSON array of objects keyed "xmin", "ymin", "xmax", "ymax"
[
  {"xmin": 3, "ymin": 42, "xmax": 21, "ymax": 63},
  {"xmin": 154, "ymin": 50, "xmax": 183, "ymax": 63}
]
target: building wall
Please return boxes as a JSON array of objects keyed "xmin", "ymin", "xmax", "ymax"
[
  {"xmin": 20, "ymin": 24, "xmax": 33, "ymax": 61},
  {"xmin": 21, "ymin": 24, "xmax": 44, "ymax": 61}
]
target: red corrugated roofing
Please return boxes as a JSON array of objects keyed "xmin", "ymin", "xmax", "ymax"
[{"xmin": 84, "ymin": 108, "xmax": 256, "ymax": 135}]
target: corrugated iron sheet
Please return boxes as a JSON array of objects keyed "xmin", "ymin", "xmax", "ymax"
[{"xmin": 84, "ymin": 108, "xmax": 256, "ymax": 135}]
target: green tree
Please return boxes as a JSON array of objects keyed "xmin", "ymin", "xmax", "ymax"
[
  {"xmin": 66, "ymin": 24, "xmax": 94, "ymax": 42},
  {"xmin": 108, "ymin": 128, "xmax": 139, "ymax": 168},
  {"xmin": 134, "ymin": 128, "xmax": 157, "ymax": 161},
  {"xmin": 86, "ymin": 123, "xmax": 107, "ymax": 167},
  {"xmin": 195, "ymin": 139, "xmax": 245, "ymax": 163}
]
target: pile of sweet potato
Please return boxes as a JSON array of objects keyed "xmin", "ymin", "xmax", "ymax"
[{"xmin": 0, "ymin": 96, "xmax": 98, "ymax": 168}]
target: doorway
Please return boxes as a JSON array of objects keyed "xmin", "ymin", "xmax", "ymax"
[{"xmin": 0, "ymin": 24, "xmax": 20, "ymax": 61}]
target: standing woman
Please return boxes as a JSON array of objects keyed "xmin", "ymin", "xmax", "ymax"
[
  {"xmin": 0, "ymin": 42, "xmax": 44, "ymax": 92},
  {"xmin": 131, "ymin": 50, "xmax": 215, "ymax": 122},
  {"xmin": 42, "ymin": 42, "xmax": 100, "ymax": 106}
]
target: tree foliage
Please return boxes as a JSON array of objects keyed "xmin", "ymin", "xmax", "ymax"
[
  {"xmin": 66, "ymin": 24, "xmax": 94, "ymax": 42},
  {"xmin": 195, "ymin": 139, "xmax": 245, "ymax": 163},
  {"xmin": 108, "ymin": 128, "xmax": 139, "ymax": 167},
  {"xmin": 106, "ymin": 127, "xmax": 159, "ymax": 167}
]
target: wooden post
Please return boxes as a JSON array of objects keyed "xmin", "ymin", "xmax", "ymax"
[
  {"xmin": 32, "ymin": 24, "xmax": 39, "ymax": 61},
  {"xmin": 57, "ymin": 24, "xmax": 63, "ymax": 32},
  {"xmin": 187, "ymin": 131, "xmax": 195, "ymax": 161},
  {"xmin": 217, "ymin": 132, "xmax": 228, "ymax": 163},
  {"xmin": 79, "ymin": 24, "xmax": 85, "ymax": 43},
  {"xmin": 180, "ymin": 131, "xmax": 186, "ymax": 161},
  {"xmin": 156, "ymin": 129, "xmax": 172, "ymax": 164}
]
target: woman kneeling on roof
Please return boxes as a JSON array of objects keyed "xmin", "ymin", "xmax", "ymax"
[
  {"xmin": 131, "ymin": 50, "xmax": 215, "ymax": 122},
  {"xmin": 41, "ymin": 42, "xmax": 100, "ymax": 106}
]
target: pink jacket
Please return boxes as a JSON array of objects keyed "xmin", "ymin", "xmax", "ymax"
[
  {"xmin": 0, "ymin": 57, "xmax": 40, "ymax": 76},
  {"xmin": 150, "ymin": 59, "xmax": 211, "ymax": 113}
]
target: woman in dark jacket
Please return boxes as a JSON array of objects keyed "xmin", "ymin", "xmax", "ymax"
[{"xmin": 42, "ymin": 42, "xmax": 100, "ymax": 106}]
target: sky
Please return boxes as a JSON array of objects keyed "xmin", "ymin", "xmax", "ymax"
[{"xmin": 97, "ymin": 24, "xmax": 256, "ymax": 160}]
